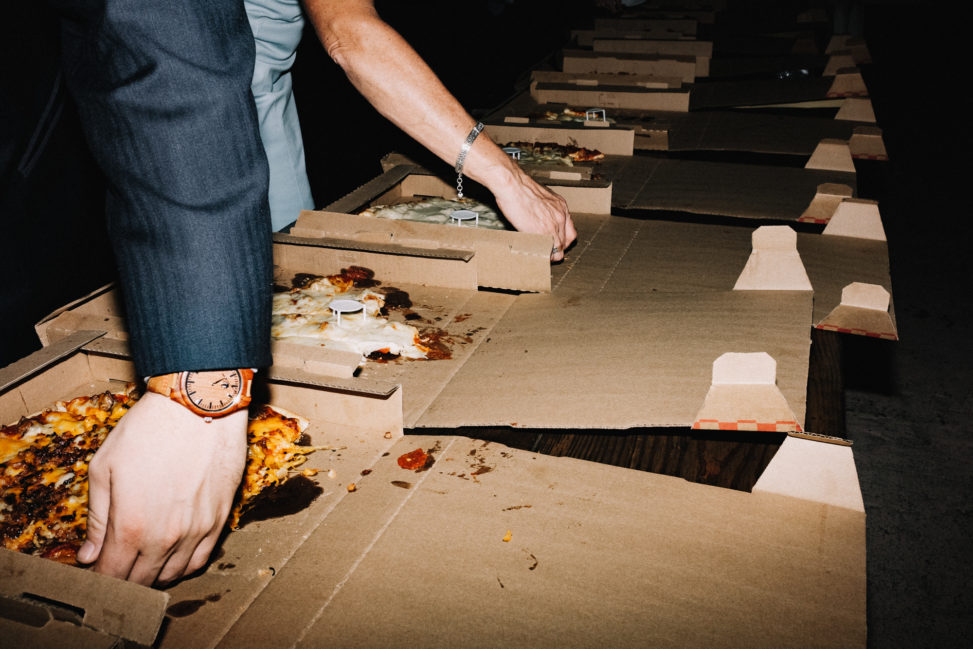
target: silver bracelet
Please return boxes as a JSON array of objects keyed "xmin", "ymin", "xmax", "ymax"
[{"xmin": 455, "ymin": 121, "xmax": 484, "ymax": 198}]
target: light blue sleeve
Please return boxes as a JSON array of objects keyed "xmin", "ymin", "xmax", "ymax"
[{"xmin": 246, "ymin": 0, "xmax": 315, "ymax": 231}]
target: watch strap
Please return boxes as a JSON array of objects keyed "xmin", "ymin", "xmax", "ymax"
[{"xmin": 146, "ymin": 372, "xmax": 181, "ymax": 399}]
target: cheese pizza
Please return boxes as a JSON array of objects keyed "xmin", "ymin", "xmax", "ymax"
[
  {"xmin": 358, "ymin": 196, "xmax": 509, "ymax": 230},
  {"xmin": 501, "ymin": 140, "xmax": 605, "ymax": 166},
  {"xmin": 272, "ymin": 266, "xmax": 451, "ymax": 362}
]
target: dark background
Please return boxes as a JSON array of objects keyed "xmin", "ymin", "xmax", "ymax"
[{"xmin": 2, "ymin": 2, "xmax": 970, "ymax": 647}]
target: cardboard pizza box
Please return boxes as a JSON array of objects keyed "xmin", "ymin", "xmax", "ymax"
[
  {"xmin": 483, "ymin": 118, "xmax": 636, "ymax": 156},
  {"xmin": 571, "ymin": 21, "xmax": 698, "ymax": 46},
  {"xmin": 591, "ymin": 38, "xmax": 712, "ymax": 76},
  {"xmin": 0, "ymin": 329, "xmax": 404, "ymax": 649},
  {"xmin": 561, "ymin": 48, "xmax": 698, "ymax": 83},
  {"xmin": 531, "ymin": 78, "xmax": 692, "ymax": 112},
  {"xmin": 324, "ymin": 161, "xmax": 613, "ymax": 220},
  {"xmin": 213, "ymin": 433, "xmax": 866, "ymax": 649}
]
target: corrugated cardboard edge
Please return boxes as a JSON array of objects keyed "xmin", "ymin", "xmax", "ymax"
[
  {"xmin": 0, "ymin": 330, "xmax": 107, "ymax": 394},
  {"xmin": 0, "ymin": 548, "xmax": 169, "ymax": 646},
  {"xmin": 693, "ymin": 352, "xmax": 802, "ymax": 432},
  {"xmin": 753, "ymin": 435, "xmax": 865, "ymax": 512},
  {"xmin": 827, "ymin": 68, "xmax": 868, "ymax": 98},
  {"xmin": 822, "ymin": 198, "xmax": 887, "ymax": 240},
  {"xmin": 849, "ymin": 125, "xmax": 888, "ymax": 160},
  {"xmin": 799, "ymin": 183, "xmax": 855, "ymax": 223},
  {"xmin": 805, "ymin": 138, "xmax": 856, "ymax": 172},
  {"xmin": 816, "ymin": 282, "xmax": 898, "ymax": 340},
  {"xmin": 35, "ymin": 284, "xmax": 119, "ymax": 346}
]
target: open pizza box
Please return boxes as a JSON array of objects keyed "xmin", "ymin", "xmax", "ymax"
[
  {"xmin": 560, "ymin": 48, "xmax": 699, "ymax": 82},
  {"xmin": 328, "ymin": 162, "xmax": 612, "ymax": 220},
  {"xmin": 0, "ymin": 327, "xmax": 407, "ymax": 649},
  {"xmin": 9, "ymin": 216, "xmax": 867, "ymax": 647}
]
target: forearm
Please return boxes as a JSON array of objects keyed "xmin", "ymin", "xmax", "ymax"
[{"xmin": 304, "ymin": 0, "xmax": 520, "ymax": 191}]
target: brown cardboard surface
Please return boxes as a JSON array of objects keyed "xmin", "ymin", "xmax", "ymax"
[
  {"xmin": 561, "ymin": 49, "xmax": 697, "ymax": 82},
  {"xmin": 417, "ymin": 290, "xmax": 811, "ymax": 429},
  {"xmin": 553, "ymin": 215, "xmax": 892, "ymax": 335},
  {"xmin": 220, "ymin": 435, "xmax": 866, "ymax": 649},
  {"xmin": 607, "ymin": 155, "xmax": 856, "ymax": 219},
  {"xmin": 1, "ymin": 546, "xmax": 168, "ymax": 646},
  {"xmin": 532, "ymin": 80, "xmax": 691, "ymax": 112},
  {"xmin": 592, "ymin": 38, "xmax": 712, "ymax": 76},
  {"xmin": 531, "ymin": 69, "xmax": 684, "ymax": 89}
]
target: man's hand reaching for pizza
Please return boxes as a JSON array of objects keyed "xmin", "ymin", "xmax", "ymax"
[{"xmin": 76, "ymin": 393, "xmax": 247, "ymax": 585}]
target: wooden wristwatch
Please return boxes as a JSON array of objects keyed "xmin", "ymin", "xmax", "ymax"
[{"xmin": 145, "ymin": 369, "xmax": 255, "ymax": 421}]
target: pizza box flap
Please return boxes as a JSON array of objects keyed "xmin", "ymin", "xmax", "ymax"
[
  {"xmin": 560, "ymin": 48, "xmax": 698, "ymax": 82},
  {"xmin": 217, "ymin": 434, "xmax": 865, "ymax": 648},
  {"xmin": 287, "ymin": 210, "xmax": 553, "ymax": 293},
  {"xmin": 0, "ymin": 547, "xmax": 169, "ymax": 646},
  {"xmin": 483, "ymin": 119, "xmax": 636, "ymax": 156},
  {"xmin": 0, "ymin": 330, "xmax": 106, "ymax": 396}
]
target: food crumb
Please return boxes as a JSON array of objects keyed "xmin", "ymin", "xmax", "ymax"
[
  {"xmin": 327, "ymin": 468, "xmax": 337, "ymax": 479},
  {"xmin": 347, "ymin": 483, "xmax": 357, "ymax": 492},
  {"xmin": 301, "ymin": 468, "xmax": 319, "ymax": 477},
  {"xmin": 502, "ymin": 530, "xmax": 512, "ymax": 542}
]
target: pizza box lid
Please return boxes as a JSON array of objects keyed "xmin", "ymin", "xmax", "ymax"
[
  {"xmin": 560, "ymin": 48, "xmax": 698, "ymax": 82},
  {"xmin": 0, "ymin": 547, "xmax": 169, "ymax": 647},
  {"xmin": 483, "ymin": 117, "xmax": 637, "ymax": 156}
]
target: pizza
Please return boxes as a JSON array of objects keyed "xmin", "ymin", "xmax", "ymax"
[
  {"xmin": 0, "ymin": 388, "xmax": 317, "ymax": 564},
  {"xmin": 531, "ymin": 107, "xmax": 616, "ymax": 125},
  {"xmin": 272, "ymin": 266, "xmax": 451, "ymax": 362},
  {"xmin": 501, "ymin": 140, "xmax": 605, "ymax": 166},
  {"xmin": 359, "ymin": 196, "xmax": 509, "ymax": 230}
]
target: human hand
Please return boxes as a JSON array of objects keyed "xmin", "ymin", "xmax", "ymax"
[
  {"xmin": 76, "ymin": 392, "xmax": 247, "ymax": 585},
  {"xmin": 489, "ymin": 162, "xmax": 578, "ymax": 262}
]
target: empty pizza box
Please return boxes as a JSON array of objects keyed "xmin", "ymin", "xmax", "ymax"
[{"xmin": 1, "ymin": 331, "xmax": 866, "ymax": 649}]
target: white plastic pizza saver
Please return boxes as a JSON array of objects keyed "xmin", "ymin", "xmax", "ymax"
[
  {"xmin": 502, "ymin": 146, "xmax": 522, "ymax": 160},
  {"xmin": 450, "ymin": 209, "xmax": 479, "ymax": 227},
  {"xmin": 329, "ymin": 299, "xmax": 365, "ymax": 326},
  {"xmin": 585, "ymin": 108, "xmax": 607, "ymax": 122}
]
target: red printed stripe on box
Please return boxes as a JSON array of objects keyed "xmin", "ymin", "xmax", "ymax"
[
  {"xmin": 693, "ymin": 419, "xmax": 802, "ymax": 433},
  {"xmin": 815, "ymin": 323, "xmax": 898, "ymax": 340}
]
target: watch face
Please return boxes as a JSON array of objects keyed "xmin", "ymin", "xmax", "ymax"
[{"xmin": 183, "ymin": 370, "xmax": 244, "ymax": 413}]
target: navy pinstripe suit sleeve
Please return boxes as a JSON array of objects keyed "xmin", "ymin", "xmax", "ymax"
[{"xmin": 53, "ymin": 0, "xmax": 273, "ymax": 377}]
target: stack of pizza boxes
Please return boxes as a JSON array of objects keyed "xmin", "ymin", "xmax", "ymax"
[{"xmin": 2, "ymin": 4, "xmax": 891, "ymax": 648}]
